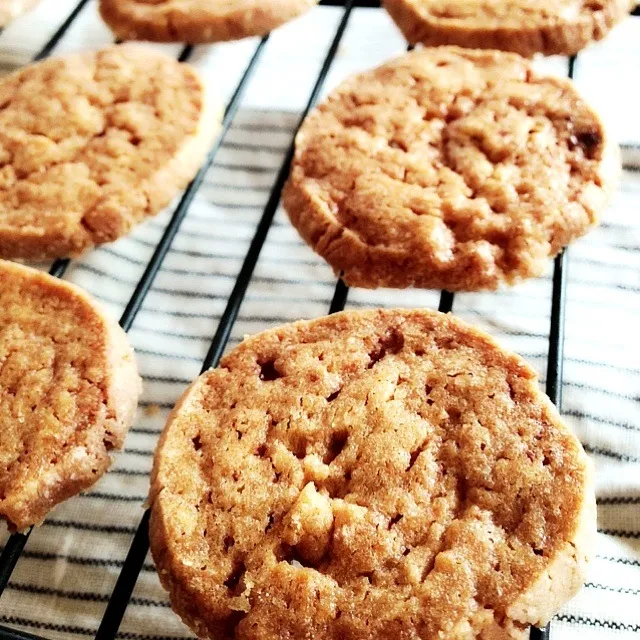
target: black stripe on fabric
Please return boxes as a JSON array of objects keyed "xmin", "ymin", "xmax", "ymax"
[
  {"xmin": 212, "ymin": 162, "xmax": 276, "ymax": 173},
  {"xmin": 130, "ymin": 427, "xmax": 163, "ymax": 436},
  {"xmin": 555, "ymin": 614, "xmax": 640, "ymax": 633},
  {"xmin": 110, "ymin": 468, "xmax": 150, "ymax": 477},
  {"xmin": 98, "ymin": 247, "xmax": 146, "ymax": 265},
  {"xmin": 563, "ymin": 409, "xmax": 640, "ymax": 432},
  {"xmin": 0, "ymin": 617, "xmax": 187, "ymax": 640},
  {"xmin": 44, "ymin": 520, "xmax": 137, "ymax": 535},
  {"xmin": 152, "ymin": 203, "xmax": 267, "ymax": 216},
  {"xmin": 78, "ymin": 261, "xmax": 334, "ymax": 293},
  {"xmin": 116, "ymin": 230, "xmax": 304, "ymax": 252},
  {"xmin": 124, "ymin": 448, "xmax": 153, "ymax": 457},
  {"xmin": 72, "ymin": 262, "xmax": 137, "ymax": 286},
  {"xmin": 137, "ymin": 347, "xmax": 202, "ymax": 362},
  {"xmin": 133, "ymin": 312, "xmax": 310, "ymax": 330},
  {"xmin": 611, "ymin": 240, "xmax": 640, "ymax": 250},
  {"xmin": 597, "ymin": 496, "xmax": 640, "ymax": 505},
  {"xmin": 81, "ymin": 491, "xmax": 147, "ymax": 503},
  {"xmin": 148, "ymin": 274, "xmax": 332, "ymax": 296},
  {"xmin": 563, "ymin": 357, "xmax": 640, "ymax": 375},
  {"xmin": 203, "ymin": 181, "xmax": 271, "ymax": 192},
  {"xmin": 179, "ymin": 202, "xmax": 267, "ymax": 213},
  {"xmin": 7, "ymin": 583, "xmax": 170, "ymax": 608},
  {"xmin": 564, "ymin": 382, "xmax": 639, "ymax": 402},
  {"xmin": 153, "ymin": 227, "xmax": 304, "ymax": 246},
  {"xmin": 0, "ymin": 616, "xmax": 93, "ymax": 636},
  {"xmin": 103, "ymin": 254, "xmax": 321, "ymax": 274},
  {"xmin": 598, "ymin": 528, "xmax": 640, "ymax": 539},
  {"xmin": 231, "ymin": 122, "xmax": 295, "ymax": 133},
  {"xmin": 582, "ymin": 444, "xmax": 640, "ymax": 463},
  {"xmin": 572, "ymin": 255, "xmax": 640, "ymax": 270},
  {"xmin": 139, "ymin": 401, "xmax": 174, "ymax": 409},
  {"xmin": 572, "ymin": 278, "xmax": 640, "ymax": 293},
  {"xmin": 0, "ymin": 548, "xmax": 155, "ymax": 572},
  {"xmin": 124, "ymin": 306, "xmax": 216, "ymax": 320},
  {"xmin": 142, "ymin": 374, "xmax": 192, "ymax": 385},
  {"xmin": 130, "ymin": 326, "xmax": 214, "ymax": 340},
  {"xmin": 222, "ymin": 141, "xmax": 288, "ymax": 154},
  {"xmin": 597, "ymin": 555, "xmax": 640, "ymax": 567},
  {"xmin": 507, "ymin": 353, "xmax": 640, "ymax": 376},
  {"xmin": 585, "ymin": 582, "xmax": 640, "ymax": 596},
  {"xmin": 599, "ymin": 221, "xmax": 638, "ymax": 231}
]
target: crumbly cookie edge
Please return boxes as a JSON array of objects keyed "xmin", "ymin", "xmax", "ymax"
[
  {"xmin": 99, "ymin": 0, "xmax": 318, "ymax": 43},
  {"xmin": 383, "ymin": 0, "xmax": 634, "ymax": 57},
  {"xmin": 0, "ymin": 260, "xmax": 141, "ymax": 530}
]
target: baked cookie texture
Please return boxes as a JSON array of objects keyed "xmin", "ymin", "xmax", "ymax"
[
  {"xmin": 149, "ymin": 309, "xmax": 595, "ymax": 640},
  {"xmin": 283, "ymin": 47, "xmax": 619, "ymax": 291},
  {"xmin": 0, "ymin": 260, "xmax": 141, "ymax": 531},
  {"xmin": 0, "ymin": 0, "xmax": 41, "ymax": 26},
  {"xmin": 383, "ymin": 0, "xmax": 635, "ymax": 57},
  {"xmin": 99, "ymin": 0, "xmax": 319, "ymax": 43},
  {"xmin": 0, "ymin": 45, "xmax": 220, "ymax": 261}
]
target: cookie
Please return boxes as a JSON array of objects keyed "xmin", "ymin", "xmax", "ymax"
[
  {"xmin": 383, "ymin": 0, "xmax": 634, "ymax": 57},
  {"xmin": 0, "ymin": 260, "xmax": 141, "ymax": 531},
  {"xmin": 0, "ymin": 0, "xmax": 41, "ymax": 26},
  {"xmin": 0, "ymin": 45, "xmax": 220, "ymax": 261},
  {"xmin": 99, "ymin": 0, "xmax": 318, "ymax": 43},
  {"xmin": 149, "ymin": 308, "xmax": 595, "ymax": 640},
  {"xmin": 283, "ymin": 47, "xmax": 619, "ymax": 291}
]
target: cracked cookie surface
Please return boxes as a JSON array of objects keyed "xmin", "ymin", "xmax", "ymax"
[
  {"xmin": 283, "ymin": 47, "xmax": 619, "ymax": 291},
  {"xmin": 0, "ymin": 45, "xmax": 219, "ymax": 260},
  {"xmin": 99, "ymin": 0, "xmax": 318, "ymax": 43},
  {"xmin": 149, "ymin": 308, "xmax": 595, "ymax": 640},
  {"xmin": 0, "ymin": 260, "xmax": 141, "ymax": 530},
  {"xmin": 0, "ymin": 0, "xmax": 41, "ymax": 26},
  {"xmin": 383, "ymin": 0, "xmax": 634, "ymax": 57}
]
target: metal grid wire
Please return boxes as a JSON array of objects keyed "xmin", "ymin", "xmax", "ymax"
[{"xmin": 1, "ymin": 0, "xmax": 636, "ymax": 638}]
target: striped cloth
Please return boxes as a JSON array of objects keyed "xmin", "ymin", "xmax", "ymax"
[{"xmin": 0, "ymin": 1, "xmax": 639, "ymax": 639}]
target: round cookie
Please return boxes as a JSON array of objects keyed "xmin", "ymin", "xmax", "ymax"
[
  {"xmin": 0, "ymin": 0, "xmax": 41, "ymax": 26},
  {"xmin": 383, "ymin": 0, "xmax": 635, "ymax": 57},
  {"xmin": 149, "ymin": 309, "xmax": 595, "ymax": 640},
  {"xmin": 0, "ymin": 45, "xmax": 220, "ymax": 261},
  {"xmin": 0, "ymin": 260, "xmax": 141, "ymax": 530},
  {"xmin": 283, "ymin": 47, "xmax": 619, "ymax": 291},
  {"xmin": 99, "ymin": 0, "xmax": 319, "ymax": 43}
]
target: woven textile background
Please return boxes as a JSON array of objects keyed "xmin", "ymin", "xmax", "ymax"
[{"xmin": 0, "ymin": 1, "xmax": 639, "ymax": 639}]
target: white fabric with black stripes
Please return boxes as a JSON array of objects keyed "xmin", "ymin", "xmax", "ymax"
[{"xmin": 0, "ymin": 1, "xmax": 638, "ymax": 638}]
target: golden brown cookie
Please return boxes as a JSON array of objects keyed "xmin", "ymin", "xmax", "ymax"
[
  {"xmin": 149, "ymin": 309, "xmax": 595, "ymax": 640},
  {"xmin": 383, "ymin": 0, "xmax": 634, "ymax": 57},
  {"xmin": 99, "ymin": 0, "xmax": 318, "ymax": 43},
  {"xmin": 0, "ymin": 260, "xmax": 141, "ymax": 531},
  {"xmin": 283, "ymin": 47, "xmax": 619, "ymax": 291},
  {"xmin": 0, "ymin": 45, "xmax": 220, "ymax": 261},
  {"xmin": 0, "ymin": 0, "xmax": 41, "ymax": 26}
]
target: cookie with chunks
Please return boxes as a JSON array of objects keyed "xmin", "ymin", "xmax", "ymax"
[
  {"xmin": 0, "ymin": 45, "xmax": 220, "ymax": 261},
  {"xmin": 0, "ymin": 260, "xmax": 141, "ymax": 530},
  {"xmin": 383, "ymin": 0, "xmax": 635, "ymax": 57},
  {"xmin": 283, "ymin": 47, "xmax": 619, "ymax": 291},
  {"xmin": 149, "ymin": 308, "xmax": 595, "ymax": 640},
  {"xmin": 99, "ymin": 0, "xmax": 318, "ymax": 43}
]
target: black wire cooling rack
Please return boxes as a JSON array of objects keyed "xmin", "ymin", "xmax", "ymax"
[{"xmin": 2, "ymin": 1, "xmax": 637, "ymax": 638}]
